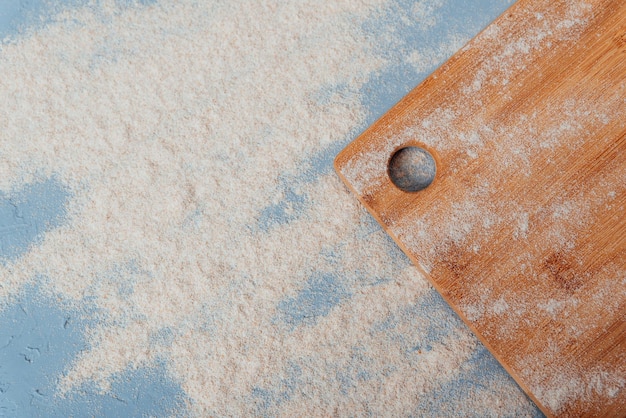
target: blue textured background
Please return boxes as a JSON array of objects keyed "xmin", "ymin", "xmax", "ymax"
[{"xmin": 0, "ymin": 1, "xmax": 544, "ymax": 416}]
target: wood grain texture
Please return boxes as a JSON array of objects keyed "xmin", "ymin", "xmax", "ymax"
[{"xmin": 335, "ymin": 0, "xmax": 626, "ymax": 416}]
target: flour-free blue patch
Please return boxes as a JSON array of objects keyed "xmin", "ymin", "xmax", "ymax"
[
  {"xmin": 0, "ymin": 0, "xmax": 82, "ymax": 40},
  {"xmin": 0, "ymin": 0, "xmax": 157, "ymax": 41},
  {"xmin": 0, "ymin": 284, "xmax": 90, "ymax": 417},
  {"xmin": 0, "ymin": 285, "xmax": 188, "ymax": 417},
  {"xmin": 276, "ymin": 272, "xmax": 349, "ymax": 328},
  {"xmin": 0, "ymin": 177, "xmax": 70, "ymax": 264}
]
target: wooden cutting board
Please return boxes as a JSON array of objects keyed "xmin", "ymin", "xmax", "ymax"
[{"xmin": 335, "ymin": 0, "xmax": 626, "ymax": 416}]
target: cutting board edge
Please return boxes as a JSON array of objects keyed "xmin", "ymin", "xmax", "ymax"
[
  {"xmin": 332, "ymin": 0, "xmax": 529, "ymax": 173},
  {"xmin": 333, "ymin": 155, "xmax": 553, "ymax": 417},
  {"xmin": 334, "ymin": 0, "xmax": 626, "ymax": 414}
]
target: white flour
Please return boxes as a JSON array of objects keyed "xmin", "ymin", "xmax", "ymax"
[{"xmin": 0, "ymin": 0, "xmax": 538, "ymax": 415}]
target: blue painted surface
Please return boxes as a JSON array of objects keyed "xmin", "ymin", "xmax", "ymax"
[
  {"xmin": 406, "ymin": 289, "xmax": 463, "ymax": 350},
  {"xmin": 251, "ymin": 362, "xmax": 302, "ymax": 415},
  {"xmin": 258, "ymin": 176, "xmax": 308, "ymax": 230},
  {"xmin": 411, "ymin": 346, "xmax": 545, "ymax": 417},
  {"xmin": 0, "ymin": 284, "xmax": 85, "ymax": 417},
  {"xmin": 52, "ymin": 362, "xmax": 188, "ymax": 418},
  {"xmin": 367, "ymin": 288, "xmax": 463, "ymax": 357},
  {"xmin": 360, "ymin": 0, "xmax": 515, "ymax": 124},
  {"xmin": 335, "ymin": 347, "xmax": 375, "ymax": 396},
  {"xmin": 0, "ymin": 285, "xmax": 187, "ymax": 417},
  {"xmin": 0, "ymin": 177, "xmax": 70, "ymax": 264},
  {"xmin": 0, "ymin": 0, "xmax": 77, "ymax": 40},
  {"xmin": 276, "ymin": 272, "xmax": 350, "ymax": 328},
  {"xmin": 0, "ymin": 0, "xmax": 156, "ymax": 40}
]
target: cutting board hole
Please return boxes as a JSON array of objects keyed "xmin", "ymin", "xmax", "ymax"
[{"xmin": 388, "ymin": 146, "xmax": 436, "ymax": 192}]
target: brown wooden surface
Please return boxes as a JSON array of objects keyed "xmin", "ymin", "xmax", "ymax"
[{"xmin": 335, "ymin": 0, "xmax": 626, "ymax": 416}]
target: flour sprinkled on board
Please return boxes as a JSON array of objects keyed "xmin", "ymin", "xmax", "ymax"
[{"xmin": 336, "ymin": 0, "xmax": 626, "ymax": 415}]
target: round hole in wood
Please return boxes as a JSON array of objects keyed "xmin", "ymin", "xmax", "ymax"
[{"xmin": 388, "ymin": 146, "xmax": 436, "ymax": 192}]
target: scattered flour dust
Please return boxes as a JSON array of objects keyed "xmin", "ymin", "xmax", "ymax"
[
  {"xmin": 0, "ymin": 0, "xmax": 537, "ymax": 416},
  {"xmin": 339, "ymin": 0, "xmax": 626, "ymax": 415}
]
